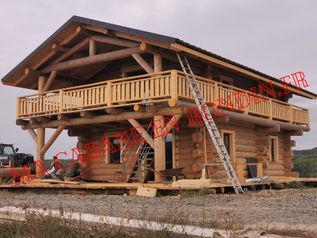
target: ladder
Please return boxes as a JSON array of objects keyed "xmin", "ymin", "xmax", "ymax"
[
  {"xmin": 177, "ymin": 53, "xmax": 244, "ymax": 194},
  {"xmin": 127, "ymin": 124, "xmax": 154, "ymax": 183}
]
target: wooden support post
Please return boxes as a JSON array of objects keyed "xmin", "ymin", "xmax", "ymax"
[
  {"xmin": 153, "ymin": 115, "xmax": 166, "ymax": 181},
  {"xmin": 131, "ymin": 53, "xmax": 154, "ymax": 74},
  {"xmin": 89, "ymin": 39, "xmax": 96, "ymax": 56},
  {"xmin": 128, "ymin": 119, "xmax": 154, "ymax": 148},
  {"xmin": 154, "ymin": 53, "xmax": 162, "ymax": 72},
  {"xmin": 161, "ymin": 114, "xmax": 182, "ymax": 136},
  {"xmin": 169, "ymin": 70, "xmax": 178, "ymax": 107},
  {"xmin": 43, "ymin": 70, "xmax": 57, "ymax": 92},
  {"xmin": 40, "ymin": 126, "xmax": 65, "ymax": 155},
  {"xmin": 36, "ymin": 76, "xmax": 46, "ymax": 179}
]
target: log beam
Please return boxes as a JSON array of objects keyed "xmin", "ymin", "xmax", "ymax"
[
  {"xmin": 51, "ymin": 37, "xmax": 90, "ymax": 64},
  {"xmin": 176, "ymin": 101, "xmax": 309, "ymax": 132},
  {"xmin": 80, "ymin": 111, "xmax": 95, "ymax": 118},
  {"xmin": 82, "ymin": 25, "xmax": 108, "ymax": 35},
  {"xmin": 161, "ymin": 114, "xmax": 182, "ymax": 136},
  {"xmin": 91, "ymin": 35, "xmax": 138, "ymax": 48},
  {"xmin": 43, "ymin": 44, "xmax": 146, "ymax": 73},
  {"xmin": 43, "ymin": 70, "xmax": 58, "ymax": 92},
  {"xmin": 23, "ymin": 107, "xmax": 186, "ymax": 129},
  {"xmin": 36, "ymin": 76, "xmax": 46, "ymax": 179},
  {"xmin": 131, "ymin": 53, "xmax": 154, "ymax": 74},
  {"xmin": 128, "ymin": 119, "xmax": 154, "ymax": 148},
  {"xmin": 154, "ymin": 115, "xmax": 166, "ymax": 181},
  {"xmin": 40, "ymin": 126, "xmax": 65, "ymax": 155}
]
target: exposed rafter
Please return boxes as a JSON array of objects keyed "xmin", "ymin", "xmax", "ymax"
[
  {"xmin": 91, "ymin": 35, "xmax": 138, "ymax": 48},
  {"xmin": 42, "ymin": 43, "xmax": 148, "ymax": 73},
  {"xmin": 131, "ymin": 53, "xmax": 154, "ymax": 74}
]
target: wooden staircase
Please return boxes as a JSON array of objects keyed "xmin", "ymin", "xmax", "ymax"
[{"xmin": 126, "ymin": 125, "xmax": 154, "ymax": 183}]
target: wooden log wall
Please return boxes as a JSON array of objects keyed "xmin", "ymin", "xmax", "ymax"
[
  {"xmin": 78, "ymin": 131, "xmax": 138, "ymax": 182},
  {"xmin": 174, "ymin": 119, "xmax": 294, "ymax": 180}
]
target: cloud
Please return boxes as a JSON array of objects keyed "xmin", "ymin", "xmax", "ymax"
[{"xmin": 0, "ymin": 0, "xmax": 316, "ymax": 158}]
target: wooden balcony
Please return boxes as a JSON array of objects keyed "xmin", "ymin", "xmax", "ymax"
[{"xmin": 16, "ymin": 70, "xmax": 310, "ymax": 126}]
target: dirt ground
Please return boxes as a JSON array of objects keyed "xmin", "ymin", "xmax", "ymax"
[{"xmin": 0, "ymin": 188, "xmax": 316, "ymax": 237}]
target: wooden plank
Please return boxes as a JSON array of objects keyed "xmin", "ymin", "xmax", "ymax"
[{"xmin": 136, "ymin": 186, "xmax": 157, "ymax": 197}]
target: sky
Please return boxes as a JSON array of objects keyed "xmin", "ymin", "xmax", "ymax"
[{"xmin": 0, "ymin": 0, "xmax": 316, "ymax": 159}]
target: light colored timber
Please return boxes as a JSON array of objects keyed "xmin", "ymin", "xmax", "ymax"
[
  {"xmin": 128, "ymin": 119, "xmax": 154, "ymax": 148},
  {"xmin": 36, "ymin": 76, "xmax": 46, "ymax": 179},
  {"xmin": 43, "ymin": 70, "xmax": 58, "ymax": 92},
  {"xmin": 91, "ymin": 35, "xmax": 138, "ymax": 48},
  {"xmin": 133, "ymin": 104, "xmax": 146, "ymax": 112},
  {"xmin": 23, "ymin": 107, "xmax": 186, "ymax": 129},
  {"xmin": 43, "ymin": 45, "xmax": 146, "ymax": 73},
  {"xmin": 27, "ymin": 129, "xmax": 37, "ymax": 142},
  {"xmin": 175, "ymin": 101, "xmax": 309, "ymax": 131},
  {"xmin": 16, "ymin": 70, "xmax": 310, "ymax": 127},
  {"xmin": 161, "ymin": 114, "xmax": 182, "ymax": 136},
  {"xmin": 153, "ymin": 53, "xmax": 162, "ymax": 72},
  {"xmin": 40, "ymin": 125, "xmax": 65, "ymax": 155},
  {"xmin": 82, "ymin": 25, "xmax": 108, "ymax": 35},
  {"xmin": 154, "ymin": 115, "xmax": 166, "ymax": 181},
  {"xmin": 131, "ymin": 53, "xmax": 154, "ymax": 74}
]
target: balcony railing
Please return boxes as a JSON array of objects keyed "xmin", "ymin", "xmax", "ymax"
[{"xmin": 16, "ymin": 70, "xmax": 310, "ymax": 125}]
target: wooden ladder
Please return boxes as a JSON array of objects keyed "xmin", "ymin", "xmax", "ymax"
[{"xmin": 177, "ymin": 53, "xmax": 244, "ymax": 194}]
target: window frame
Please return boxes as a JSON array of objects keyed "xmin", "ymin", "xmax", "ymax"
[
  {"xmin": 105, "ymin": 137, "xmax": 123, "ymax": 165},
  {"xmin": 268, "ymin": 136, "xmax": 279, "ymax": 162},
  {"xmin": 220, "ymin": 129, "xmax": 236, "ymax": 162}
]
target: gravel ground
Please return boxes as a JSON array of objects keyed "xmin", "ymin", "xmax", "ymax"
[{"xmin": 0, "ymin": 188, "xmax": 316, "ymax": 236}]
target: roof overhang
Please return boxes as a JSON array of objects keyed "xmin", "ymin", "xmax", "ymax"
[{"xmin": 1, "ymin": 15, "xmax": 316, "ymax": 99}]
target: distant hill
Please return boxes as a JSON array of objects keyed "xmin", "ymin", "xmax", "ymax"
[{"xmin": 292, "ymin": 147, "xmax": 317, "ymax": 177}]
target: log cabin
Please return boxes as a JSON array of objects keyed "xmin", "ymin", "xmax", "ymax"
[{"xmin": 1, "ymin": 16, "xmax": 316, "ymax": 185}]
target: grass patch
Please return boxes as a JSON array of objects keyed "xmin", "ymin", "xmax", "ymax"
[
  {"xmin": 0, "ymin": 212, "xmax": 193, "ymax": 238},
  {"xmin": 285, "ymin": 181, "xmax": 306, "ymax": 189},
  {"xmin": 180, "ymin": 189, "xmax": 216, "ymax": 198}
]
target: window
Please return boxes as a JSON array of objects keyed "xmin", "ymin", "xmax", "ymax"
[
  {"xmin": 221, "ymin": 130, "xmax": 235, "ymax": 161},
  {"xmin": 269, "ymin": 136, "xmax": 279, "ymax": 162},
  {"xmin": 107, "ymin": 137, "xmax": 121, "ymax": 164}
]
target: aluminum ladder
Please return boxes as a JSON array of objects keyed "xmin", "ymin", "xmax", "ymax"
[{"xmin": 177, "ymin": 53, "xmax": 244, "ymax": 194}]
